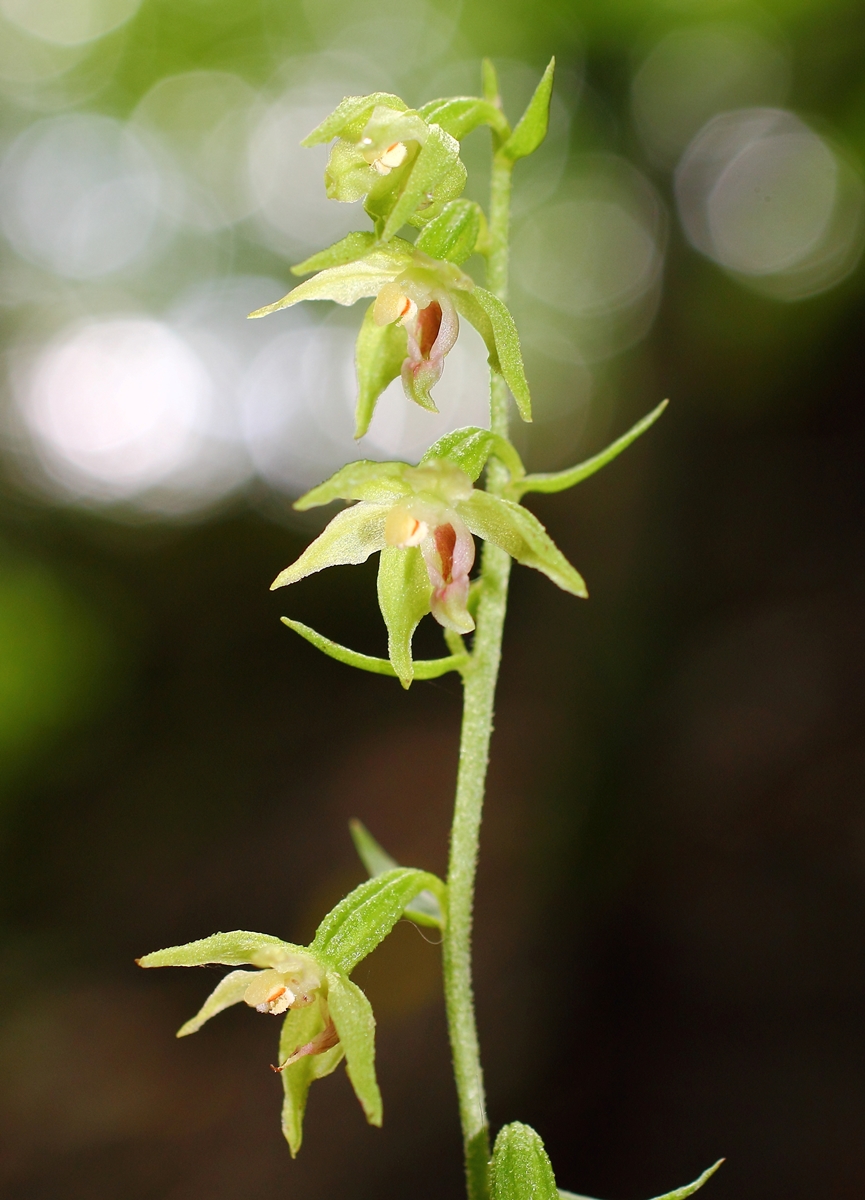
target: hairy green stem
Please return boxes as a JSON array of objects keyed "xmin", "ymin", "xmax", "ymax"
[{"xmin": 443, "ymin": 148, "xmax": 514, "ymax": 1200}]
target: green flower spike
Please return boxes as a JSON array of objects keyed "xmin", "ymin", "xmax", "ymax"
[
  {"xmin": 300, "ymin": 93, "xmax": 467, "ymax": 241},
  {"xmin": 138, "ymin": 867, "xmax": 445, "ymax": 1156},
  {"xmin": 271, "ymin": 441, "xmax": 587, "ymax": 688},
  {"xmin": 250, "ymin": 241, "xmax": 532, "ymax": 438}
]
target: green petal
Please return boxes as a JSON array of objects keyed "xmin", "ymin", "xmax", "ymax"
[
  {"xmin": 510, "ymin": 401, "xmax": 669, "ymax": 498},
  {"xmin": 291, "ymin": 232, "xmax": 379, "ymax": 276},
  {"xmin": 326, "ymin": 971, "xmax": 382, "ymax": 1126},
  {"xmin": 453, "ymin": 287, "xmax": 532, "ymax": 421},
  {"xmin": 294, "ymin": 462, "xmax": 411, "ymax": 510},
  {"xmin": 137, "ymin": 930, "xmax": 304, "ymax": 969},
  {"xmin": 414, "ymin": 199, "xmax": 481, "ymax": 264},
  {"xmin": 248, "ymin": 246, "xmax": 414, "ymax": 319},
  {"xmin": 271, "ymin": 505, "xmax": 388, "ymax": 590},
  {"xmin": 355, "ymin": 302, "xmax": 409, "ymax": 438},
  {"xmin": 176, "ymin": 969, "xmax": 257, "ymax": 1037},
  {"xmin": 349, "ymin": 819, "xmax": 445, "ymax": 927},
  {"xmin": 380, "ymin": 123, "xmax": 462, "ymax": 241},
  {"xmin": 281, "ymin": 617, "xmax": 467, "ymax": 681},
  {"xmin": 422, "ymin": 426, "xmax": 524, "ymax": 482},
  {"xmin": 408, "ymin": 156, "xmax": 468, "ymax": 230},
  {"xmin": 417, "ymin": 96, "xmax": 510, "ymax": 141},
  {"xmin": 458, "ymin": 492, "xmax": 587, "ymax": 597},
  {"xmin": 377, "ymin": 545, "xmax": 432, "ymax": 687},
  {"xmin": 491, "ymin": 1122, "xmax": 558, "ymax": 1200},
  {"xmin": 301, "ymin": 93, "xmax": 408, "ymax": 146},
  {"xmin": 500, "ymin": 57, "xmax": 555, "ymax": 162},
  {"xmin": 279, "ymin": 1002, "xmax": 345, "ymax": 1156},
  {"xmin": 311, "ymin": 867, "xmax": 446, "ymax": 975}
]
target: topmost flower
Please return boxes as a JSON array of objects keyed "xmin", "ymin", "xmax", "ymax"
[{"xmin": 301, "ymin": 93, "xmax": 468, "ymax": 242}]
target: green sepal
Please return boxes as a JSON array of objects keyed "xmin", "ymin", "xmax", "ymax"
[
  {"xmin": 325, "ymin": 970, "xmax": 382, "ymax": 1125},
  {"xmin": 509, "ymin": 401, "xmax": 669, "ymax": 499},
  {"xmin": 301, "ymin": 93, "xmax": 408, "ymax": 146},
  {"xmin": 422, "ymin": 426, "xmax": 524, "ymax": 482},
  {"xmin": 137, "ymin": 930, "xmax": 305, "ymax": 970},
  {"xmin": 417, "ymin": 96, "xmax": 510, "ymax": 141},
  {"xmin": 311, "ymin": 867, "xmax": 446, "ymax": 975},
  {"xmin": 558, "ymin": 1160, "xmax": 724, "ymax": 1200},
  {"xmin": 452, "ymin": 287, "xmax": 532, "ymax": 421},
  {"xmin": 491, "ymin": 1122, "xmax": 558, "ymax": 1200},
  {"xmin": 271, "ymin": 505, "xmax": 388, "ymax": 590},
  {"xmin": 349, "ymin": 819, "xmax": 445, "ymax": 927},
  {"xmin": 500, "ymin": 57, "xmax": 555, "ymax": 162},
  {"xmin": 176, "ymin": 969, "xmax": 257, "ymax": 1037},
  {"xmin": 248, "ymin": 242, "xmax": 414, "ymax": 318},
  {"xmin": 414, "ymin": 199, "xmax": 482, "ymax": 264},
  {"xmin": 376, "ymin": 123, "xmax": 463, "ymax": 240},
  {"xmin": 460, "ymin": 492, "xmax": 588, "ymax": 597},
  {"xmin": 377, "ymin": 545, "xmax": 433, "ymax": 687},
  {"xmin": 279, "ymin": 1000, "xmax": 345, "ymax": 1156},
  {"xmin": 281, "ymin": 617, "xmax": 467, "ymax": 681},
  {"xmin": 354, "ymin": 302, "xmax": 409, "ymax": 437},
  {"xmin": 294, "ymin": 461, "xmax": 410, "ymax": 510},
  {"xmin": 408, "ymin": 157, "xmax": 468, "ymax": 229},
  {"xmin": 291, "ymin": 232, "xmax": 378, "ymax": 277}
]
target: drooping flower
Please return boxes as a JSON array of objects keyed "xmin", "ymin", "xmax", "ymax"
[
  {"xmin": 138, "ymin": 867, "xmax": 445, "ymax": 1155},
  {"xmin": 250, "ymin": 241, "xmax": 532, "ymax": 438},
  {"xmin": 272, "ymin": 449, "xmax": 587, "ymax": 686}
]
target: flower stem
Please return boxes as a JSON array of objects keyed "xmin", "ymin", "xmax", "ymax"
[{"xmin": 442, "ymin": 147, "xmax": 514, "ymax": 1200}]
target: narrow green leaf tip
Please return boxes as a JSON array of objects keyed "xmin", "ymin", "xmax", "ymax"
[
  {"xmin": 281, "ymin": 617, "xmax": 467, "ymax": 681},
  {"xmin": 511, "ymin": 401, "xmax": 668, "ymax": 499},
  {"xmin": 558, "ymin": 1159, "xmax": 724, "ymax": 1200},
  {"xmin": 501, "ymin": 57, "xmax": 555, "ymax": 162}
]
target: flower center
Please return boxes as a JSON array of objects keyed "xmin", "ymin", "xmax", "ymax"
[
  {"xmin": 243, "ymin": 967, "xmax": 319, "ymax": 1016},
  {"xmin": 370, "ymin": 141, "xmax": 407, "ymax": 175},
  {"xmin": 385, "ymin": 505, "xmax": 429, "ymax": 548}
]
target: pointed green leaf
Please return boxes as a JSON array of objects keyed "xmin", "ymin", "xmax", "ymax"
[
  {"xmin": 248, "ymin": 246, "xmax": 414, "ymax": 318},
  {"xmin": 291, "ymin": 232, "xmax": 379, "ymax": 276},
  {"xmin": 349, "ymin": 819, "xmax": 445, "ymax": 927},
  {"xmin": 500, "ymin": 57, "xmax": 555, "ymax": 162},
  {"xmin": 491, "ymin": 1122, "xmax": 558, "ymax": 1200},
  {"xmin": 512, "ymin": 402, "xmax": 669, "ymax": 499},
  {"xmin": 482, "ymin": 58, "xmax": 500, "ymax": 105},
  {"xmin": 458, "ymin": 492, "xmax": 587, "ymax": 597},
  {"xmin": 414, "ymin": 199, "xmax": 481, "ymax": 264},
  {"xmin": 645, "ymin": 1162, "xmax": 725, "ymax": 1200},
  {"xmin": 137, "ymin": 931, "xmax": 303, "ymax": 970},
  {"xmin": 271, "ymin": 505, "xmax": 388, "ymax": 590},
  {"xmin": 326, "ymin": 971, "xmax": 382, "ymax": 1125},
  {"xmin": 301, "ymin": 93, "xmax": 408, "ymax": 146},
  {"xmin": 417, "ymin": 97, "xmax": 509, "ymax": 141},
  {"xmin": 311, "ymin": 867, "xmax": 446, "ymax": 974},
  {"xmin": 376, "ymin": 545, "xmax": 433, "ymax": 687},
  {"xmin": 421, "ymin": 426, "xmax": 524, "ymax": 482},
  {"xmin": 281, "ymin": 617, "xmax": 467, "ymax": 681},
  {"xmin": 380, "ymin": 123, "xmax": 462, "ymax": 240},
  {"xmin": 453, "ymin": 287, "xmax": 532, "ymax": 421},
  {"xmin": 294, "ymin": 461, "xmax": 411, "ymax": 510},
  {"xmin": 279, "ymin": 1001, "xmax": 345, "ymax": 1156},
  {"xmin": 176, "ymin": 969, "xmax": 257, "ymax": 1037},
  {"xmin": 355, "ymin": 303, "xmax": 409, "ymax": 438}
]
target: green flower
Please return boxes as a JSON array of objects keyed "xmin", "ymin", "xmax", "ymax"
[
  {"xmin": 138, "ymin": 868, "xmax": 445, "ymax": 1155},
  {"xmin": 250, "ymin": 240, "xmax": 532, "ymax": 438},
  {"xmin": 272, "ymin": 449, "xmax": 587, "ymax": 687},
  {"xmin": 300, "ymin": 93, "xmax": 467, "ymax": 241}
]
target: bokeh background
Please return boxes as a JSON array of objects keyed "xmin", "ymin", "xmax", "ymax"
[{"xmin": 1, "ymin": 0, "xmax": 864, "ymax": 1196}]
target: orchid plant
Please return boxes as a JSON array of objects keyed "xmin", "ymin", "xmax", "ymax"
[{"xmin": 139, "ymin": 59, "xmax": 722, "ymax": 1200}]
